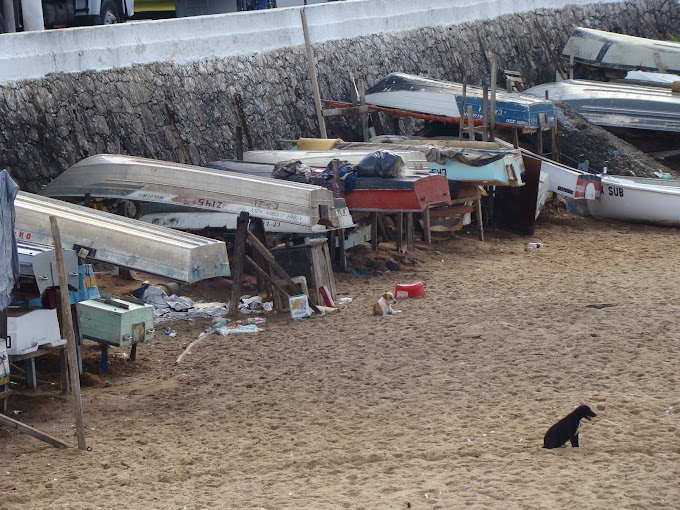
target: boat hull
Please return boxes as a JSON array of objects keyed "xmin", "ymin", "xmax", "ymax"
[
  {"xmin": 524, "ymin": 80, "xmax": 680, "ymax": 133},
  {"xmin": 563, "ymin": 27, "xmax": 680, "ymax": 74},
  {"xmin": 15, "ymin": 192, "xmax": 231, "ymax": 282},
  {"xmin": 339, "ymin": 174, "xmax": 451, "ymax": 212},
  {"xmin": 364, "ymin": 73, "xmax": 556, "ymax": 130},
  {"xmin": 587, "ymin": 176, "xmax": 680, "ymax": 226},
  {"xmin": 40, "ymin": 154, "xmax": 339, "ymax": 228}
]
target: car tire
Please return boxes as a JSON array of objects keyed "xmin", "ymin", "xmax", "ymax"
[{"xmin": 98, "ymin": 0, "xmax": 120, "ymax": 24}]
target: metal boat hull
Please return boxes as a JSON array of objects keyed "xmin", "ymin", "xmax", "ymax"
[
  {"xmin": 15, "ymin": 192, "xmax": 230, "ymax": 282},
  {"xmin": 40, "ymin": 154, "xmax": 339, "ymax": 228},
  {"xmin": 524, "ymin": 79, "xmax": 680, "ymax": 133}
]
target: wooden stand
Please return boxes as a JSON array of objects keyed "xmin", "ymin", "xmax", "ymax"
[{"xmin": 229, "ymin": 212, "xmax": 320, "ymax": 316}]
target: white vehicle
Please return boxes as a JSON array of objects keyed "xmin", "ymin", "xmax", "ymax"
[{"xmin": 1, "ymin": 0, "xmax": 133, "ymax": 32}]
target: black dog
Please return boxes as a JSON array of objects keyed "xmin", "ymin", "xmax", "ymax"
[{"xmin": 543, "ymin": 405, "xmax": 597, "ymax": 449}]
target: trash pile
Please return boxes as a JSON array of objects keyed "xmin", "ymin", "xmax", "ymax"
[{"xmin": 131, "ymin": 281, "xmax": 228, "ymax": 324}]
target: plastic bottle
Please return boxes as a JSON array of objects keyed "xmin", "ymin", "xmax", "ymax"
[{"xmin": 526, "ymin": 242, "xmax": 543, "ymax": 249}]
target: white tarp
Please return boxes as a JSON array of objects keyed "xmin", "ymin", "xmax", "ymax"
[{"xmin": 0, "ymin": 170, "xmax": 19, "ymax": 311}]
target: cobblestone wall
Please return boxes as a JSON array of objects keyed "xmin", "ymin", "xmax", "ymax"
[{"xmin": 1, "ymin": 0, "xmax": 678, "ymax": 191}]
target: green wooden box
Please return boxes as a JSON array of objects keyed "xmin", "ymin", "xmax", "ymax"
[{"xmin": 76, "ymin": 298, "xmax": 155, "ymax": 347}]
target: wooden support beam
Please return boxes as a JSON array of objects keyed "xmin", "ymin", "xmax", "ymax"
[
  {"xmin": 49, "ymin": 216, "xmax": 87, "ymax": 451},
  {"xmin": 358, "ymin": 78, "xmax": 370, "ymax": 142},
  {"xmin": 244, "ymin": 255, "xmax": 290, "ymax": 300},
  {"xmin": 322, "ymin": 105, "xmax": 370, "ymax": 117},
  {"xmin": 482, "ymin": 86, "xmax": 489, "ymax": 143},
  {"xmin": 0, "ymin": 413, "xmax": 69, "ymax": 449},
  {"xmin": 475, "ymin": 198, "xmax": 485, "ymax": 242},
  {"xmin": 422, "ymin": 207, "xmax": 432, "ymax": 244},
  {"xmin": 459, "ymin": 76, "xmax": 467, "ymax": 142},
  {"xmin": 569, "ymin": 39, "xmax": 575, "ymax": 80},
  {"xmin": 512, "ymin": 128, "xmax": 520, "ymax": 149},
  {"xmin": 371, "ymin": 212, "xmax": 378, "ymax": 251},
  {"xmin": 466, "ymin": 105, "xmax": 475, "ymax": 141},
  {"xmin": 337, "ymin": 229, "xmax": 347, "ymax": 272},
  {"xmin": 406, "ymin": 212, "xmax": 414, "ymax": 252},
  {"xmin": 396, "ymin": 212, "xmax": 404, "ymax": 252},
  {"xmin": 246, "ymin": 231, "xmax": 321, "ymax": 314},
  {"xmin": 229, "ymin": 212, "xmax": 249, "ymax": 316},
  {"xmin": 301, "ymin": 8, "xmax": 327, "ymax": 139}
]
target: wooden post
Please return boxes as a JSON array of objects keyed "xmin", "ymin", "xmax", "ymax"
[
  {"xmin": 406, "ymin": 213, "xmax": 414, "ymax": 252},
  {"xmin": 229, "ymin": 212, "xmax": 250, "ymax": 316},
  {"xmin": 569, "ymin": 39, "xmax": 575, "ymax": 80},
  {"xmin": 49, "ymin": 216, "xmax": 86, "ymax": 451},
  {"xmin": 337, "ymin": 229, "xmax": 347, "ymax": 272},
  {"xmin": 551, "ymin": 125, "xmax": 559, "ymax": 161},
  {"xmin": 475, "ymin": 198, "xmax": 485, "ymax": 242},
  {"xmin": 490, "ymin": 54, "xmax": 497, "ymax": 141},
  {"xmin": 301, "ymin": 8, "xmax": 328, "ymax": 139},
  {"xmin": 235, "ymin": 126, "xmax": 244, "ymax": 161},
  {"xmin": 466, "ymin": 105, "xmax": 475, "ymax": 141},
  {"xmin": 422, "ymin": 207, "xmax": 432, "ymax": 244},
  {"xmin": 482, "ymin": 86, "xmax": 489, "ymax": 142},
  {"xmin": 512, "ymin": 128, "xmax": 520, "ymax": 149},
  {"xmin": 371, "ymin": 212, "xmax": 378, "ymax": 251},
  {"xmin": 358, "ymin": 78, "xmax": 370, "ymax": 142},
  {"xmin": 0, "ymin": 413, "xmax": 69, "ymax": 449},
  {"xmin": 396, "ymin": 212, "xmax": 404, "ymax": 252}
]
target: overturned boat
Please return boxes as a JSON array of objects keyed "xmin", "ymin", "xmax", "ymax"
[
  {"xmin": 15, "ymin": 192, "xmax": 230, "ymax": 282},
  {"xmin": 563, "ymin": 27, "xmax": 680, "ymax": 76},
  {"xmin": 524, "ymin": 79, "xmax": 680, "ymax": 133},
  {"xmin": 333, "ymin": 142, "xmax": 525, "ymax": 187},
  {"xmin": 363, "ymin": 72, "xmax": 556, "ymax": 130},
  {"xmin": 39, "ymin": 154, "xmax": 344, "ymax": 234}
]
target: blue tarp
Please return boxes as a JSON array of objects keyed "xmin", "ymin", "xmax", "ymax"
[{"xmin": 0, "ymin": 170, "xmax": 19, "ymax": 311}]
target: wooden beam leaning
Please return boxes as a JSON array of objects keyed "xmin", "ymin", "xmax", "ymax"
[
  {"xmin": 0, "ymin": 413, "xmax": 69, "ymax": 449},
  {"xmin": 301, "ymin": 8, "xmax": 328, "ymax": 139},
  {"xmin": 49, "ymin": 216, "xmax": 87, "ymax": 451}
]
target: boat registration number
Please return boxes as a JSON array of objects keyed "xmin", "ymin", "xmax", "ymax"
[{"xmin": 607, "ymin": 186, "xmax": 624, "ymax": 197}]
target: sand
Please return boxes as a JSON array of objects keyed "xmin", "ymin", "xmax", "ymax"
[{"xmin": 2, "ymin": 210, "xmax": 680, "ymax": 509}]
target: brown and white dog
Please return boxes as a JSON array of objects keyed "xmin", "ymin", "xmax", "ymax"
[{"xmin": 372, "ymin": 292, "xmax": 400, "ymax": 316}]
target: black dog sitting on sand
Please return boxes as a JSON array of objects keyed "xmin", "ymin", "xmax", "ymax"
[{"xmin": 543, "ymin": 405, "xmax": 597, "ymax": 449}]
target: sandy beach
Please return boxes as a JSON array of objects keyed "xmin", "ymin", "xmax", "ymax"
[{"xmin": 2, "ymin": 209, "xmax": 680, "ymax": 509}]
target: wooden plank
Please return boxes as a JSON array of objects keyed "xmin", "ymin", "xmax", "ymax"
[
  {"xmin": 0, "ymin": 413, "xmax": 69, "ymax": 449},
  {"xmin": 428, "ymin": 205, "xmax": 475, "ymax": 217},
  {"xmin": 300, "ymin": 8, "xmax": 327, "ymax": 139},
  {"xmin": 229, "ymin": 212, "xmax": 249, "ymax": 316},
  {"xmin": 512, "ymin": 128, "xmax": 520, "ymax": 149},
  {"xmin": 358, "ymin": 78, "xmax": 370, "ymax": 142},
  {"xmin": 246, "ymin": 232, "xmax": 321, "ymax": 314},
  {"xmin": 244, "ymin": 255, "xmax": 290, "ymax": 300},
  {"xmin": 322, "ymin": 105, "xmax": 370, "ymax": 117},
  {"xmin": 406, "ymin": 212, "xmax": 414, "ymax": 252},
  {"xmin": 475, "ymin": 198, "xmax": 485, "ymax": 242},
  {"xmin": 49, "ymin": 216, "xmax": 87, "ymax": 451},
  {"xmin": 466, "ymin": 105, "xmax": 475, "ymax": 141},
  {"xmin": 396, "ymin": 212, "xmax": 403, "ymax": 252},
  {"xmin": 371, "ymin": 212, "xmax": 378, "ymax": 251},
  {"xmin": 459, "ymin": 61, "xmax": 468, "ymax": 142},
  {"xmin": 337, "ymin": 228, "xmax": 347, "ymax": 272}
]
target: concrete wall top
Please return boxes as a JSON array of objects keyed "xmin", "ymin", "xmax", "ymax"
[{"xmin": 0, "ymin": 0, "xmax": 620, "ymax": 84}]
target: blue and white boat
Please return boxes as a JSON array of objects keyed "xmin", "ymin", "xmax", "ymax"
[{"xmin": 364, "ymin": 73, "xmax": 556, "ymax": 129}]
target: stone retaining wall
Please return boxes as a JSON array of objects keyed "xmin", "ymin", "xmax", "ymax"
[{"xmin": 1, "ymin": 0, "xmax": 678, "ymax": 191}]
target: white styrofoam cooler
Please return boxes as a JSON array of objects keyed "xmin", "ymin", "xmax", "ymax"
[{"xmin": 7, "ymin": 309, "xmax": 66, "ymax": 356}]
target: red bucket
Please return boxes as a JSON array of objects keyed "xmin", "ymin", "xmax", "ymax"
[{"xmin": 395, "ymin": 281, "xmax": 426, "ymax": 299}]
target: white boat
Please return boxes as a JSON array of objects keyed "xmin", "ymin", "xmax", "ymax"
[
  {"xmin": 363, "ymin": 73, "xmax": 556, "ymax": 129},
  {"xmin": 524, "ymin": 79, "xmax": 680, "ymax": 133},
  {"xmin": 587, "ymin": 175, "xmax": 680, "ymax": 226},
  {"xmin": 521, "ymin": 151, "xmax": 602, "ymax": 201},
  {"xmin": 39, "ymin": 154, "xmax": 342, "ymax": 231},
  {"xmin": 563, "ymin": 27, "xmax": 680, "ymax": 75},
  {"xmin": 15, "ymin": 192, "xmax": 230, "ymax": 282}
]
